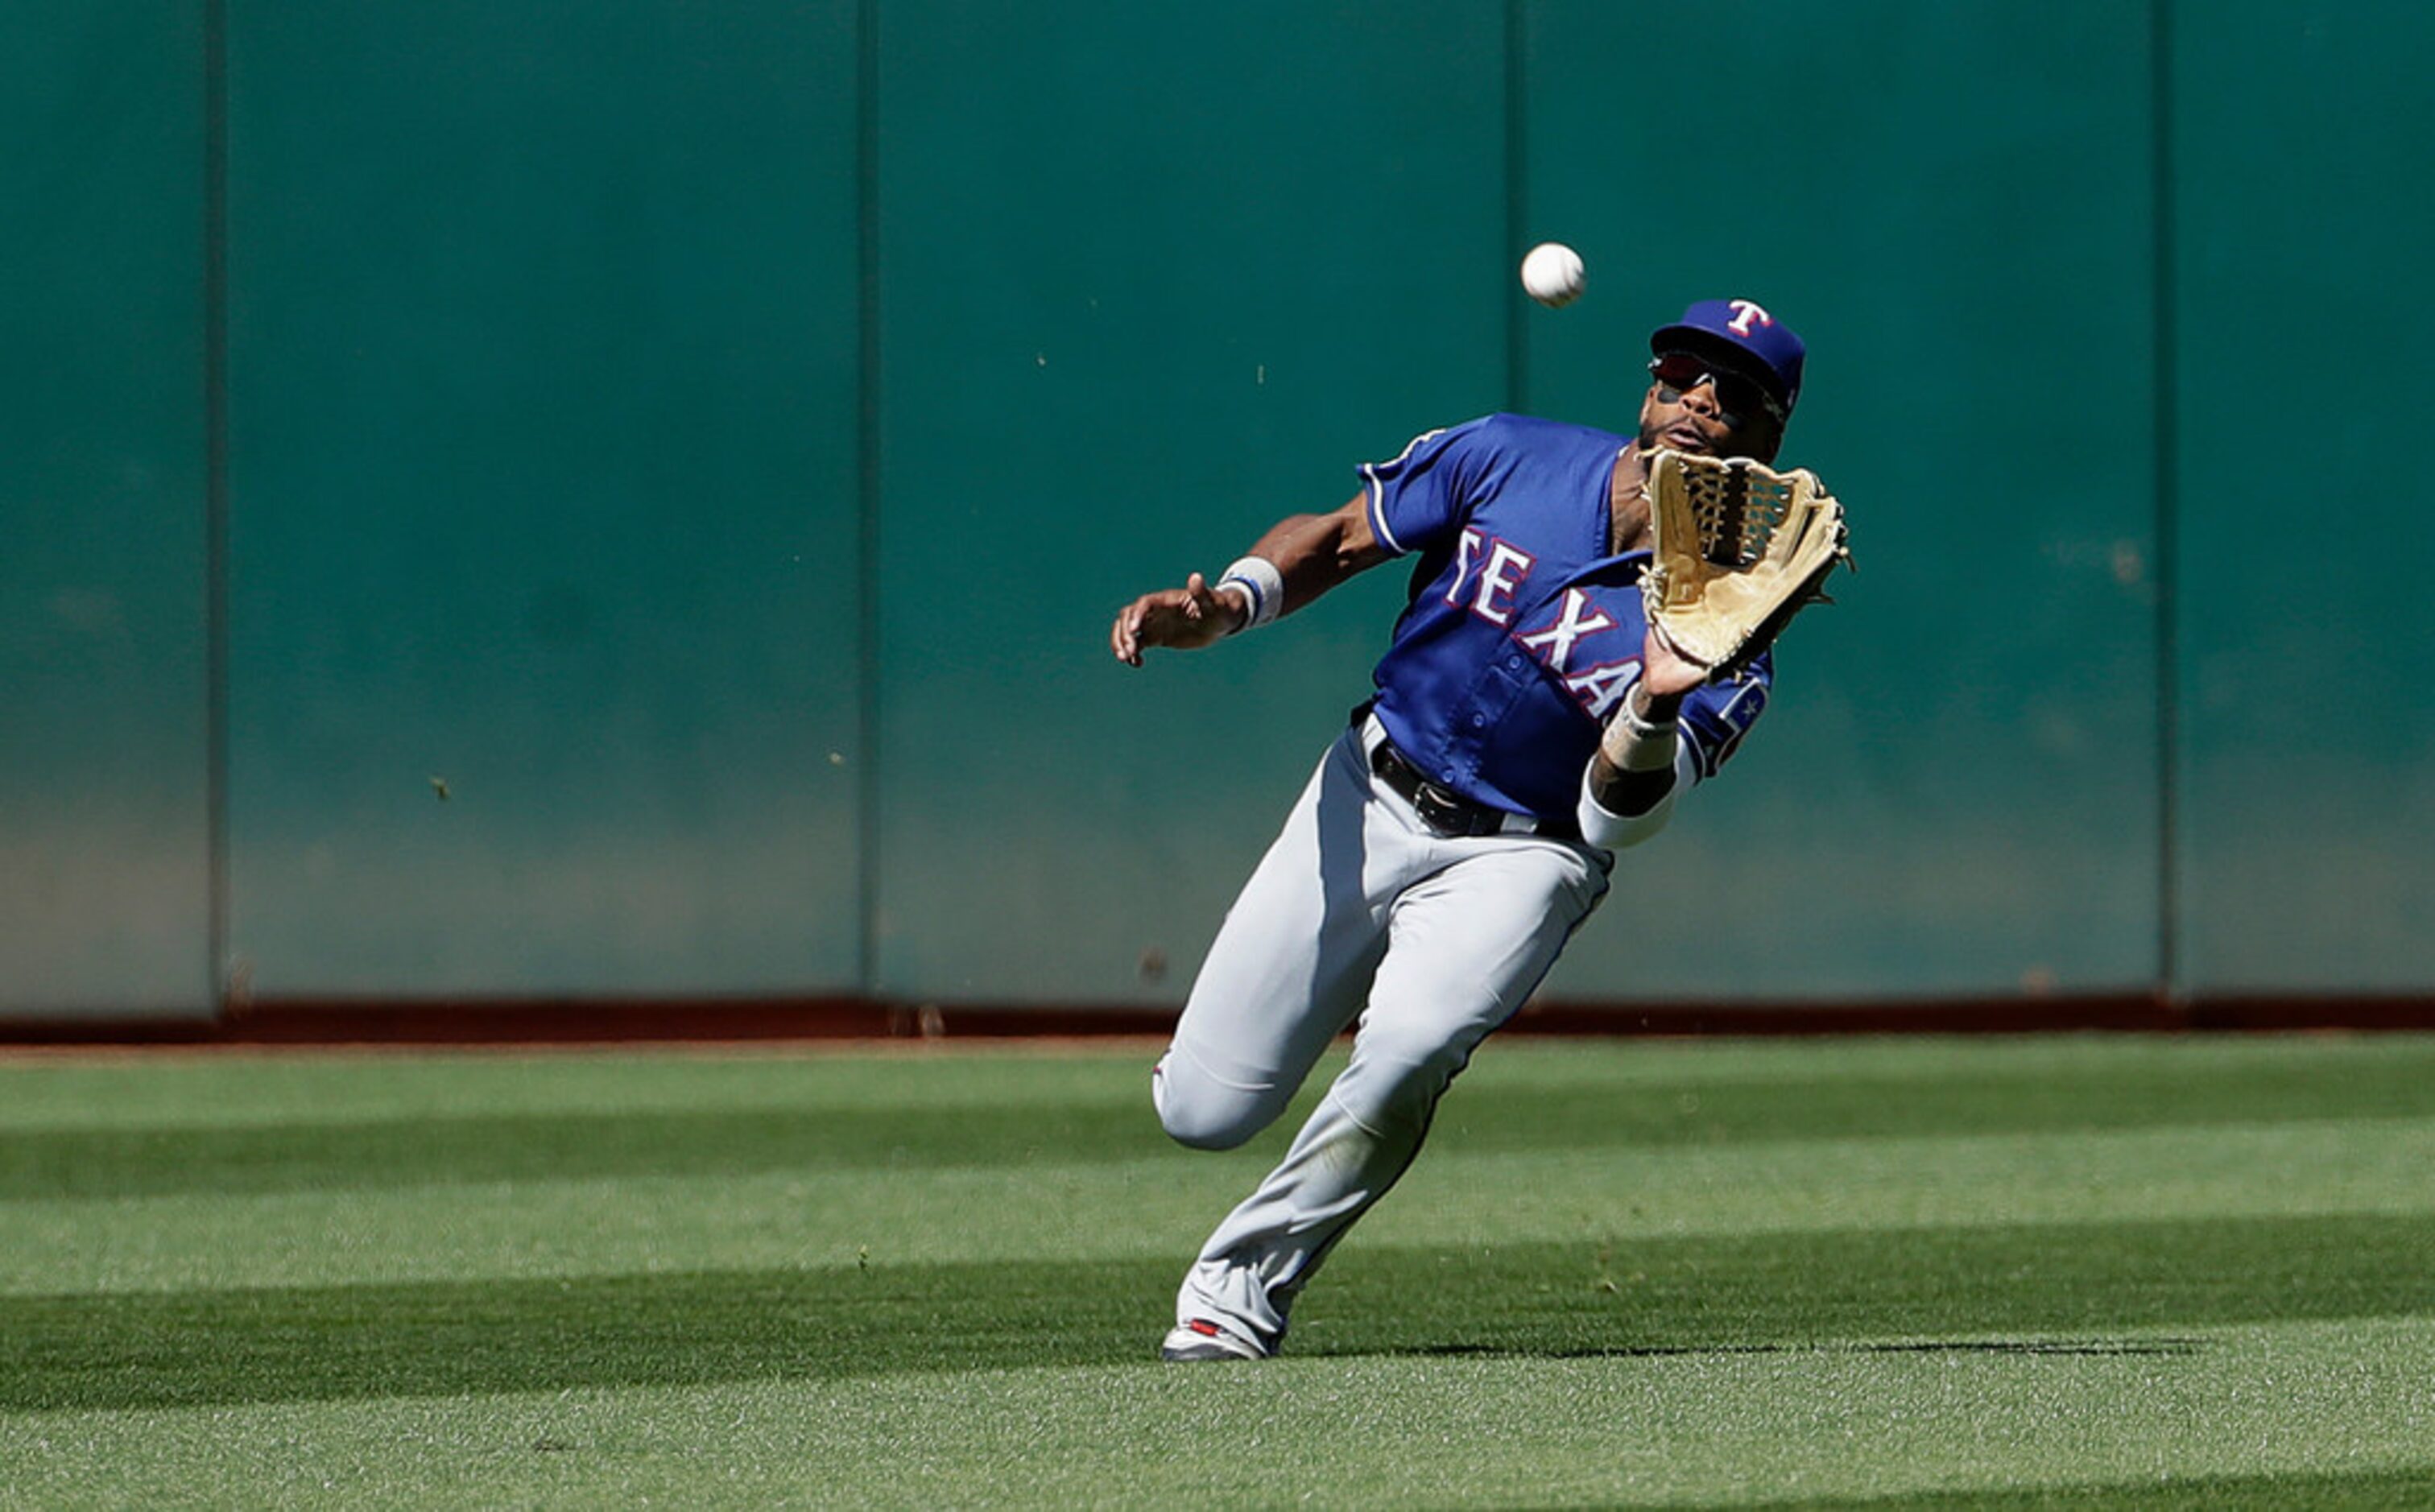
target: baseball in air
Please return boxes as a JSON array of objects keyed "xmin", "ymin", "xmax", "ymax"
[{"xmin": 1519, "ymin": 242, "xmax": 1585, "ymax": 308}]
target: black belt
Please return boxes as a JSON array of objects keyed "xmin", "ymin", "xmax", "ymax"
[{"xmin": 1368, "ymin": 734, "xmax": 1579, "ymax": 842}]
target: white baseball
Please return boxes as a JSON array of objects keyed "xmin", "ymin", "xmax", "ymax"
[{"xmin": 1520, "ymin": 242, "xmax": 1585, "ymax": 308}]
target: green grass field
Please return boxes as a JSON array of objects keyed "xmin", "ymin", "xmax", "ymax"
[{"xmin": 6, "ymin": 1033, "xmax": 2435, "ymax": 1507}]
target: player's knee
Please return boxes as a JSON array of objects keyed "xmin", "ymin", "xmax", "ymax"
[
  {"xmin": 1160, "ymin": 1102, "xmax": 1259, "ymax": 1151},
  {"xmin": 1153, "ymin": 1051, "xmax": 1273, "ymax": 1151},
  {"xmin": 1156, "ymin": 1084, "xmax": 1269, "ymax": 1151}
]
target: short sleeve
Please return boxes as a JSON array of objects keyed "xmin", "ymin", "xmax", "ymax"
[{"xmin": 1358, "ymin": 416, "xmax": 1499, "ymax": 557}]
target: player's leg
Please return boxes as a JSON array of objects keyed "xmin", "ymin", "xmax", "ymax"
[
  {"xmin": 1153, "ymin": 726, "xmax": 1399, "ymax": 1151},
  {"xmin": 1170, "ymin": 833, "xmax": 1609, "ymax": 1354},
  {"xmin": 1325, "ymin": 840, "xmax": 1609, "ymax": 1146}
]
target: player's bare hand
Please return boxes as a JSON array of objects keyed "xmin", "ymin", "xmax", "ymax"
[
  {"xmin": 1112, "ymin": 573, "xmax": 1244, "ymax": 666},
  {"xmin": 1638, "ymin": 627, "xmax": 1710, "ymax": 700}
]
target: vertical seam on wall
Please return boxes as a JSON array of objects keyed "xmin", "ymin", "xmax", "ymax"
[
  {"xmin": 1503, "ymin": 0, "xmax": 1528, "ymax": 413},
  {"xmin": 204, "ymin": 0, "xmax": 231, "ymax": 1014},
  {"xmin": 2150, "ymin": 0, "xmax": 2182, "ymax": 1006},
  {"xmin": 855, "ymin": 0, "xmax": 883, "ymax": 994}
]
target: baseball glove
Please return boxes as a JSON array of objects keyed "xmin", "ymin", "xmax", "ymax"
[{"xmin": 1640, "ymin": 449, "xmax": 1851, "ymax": 672}]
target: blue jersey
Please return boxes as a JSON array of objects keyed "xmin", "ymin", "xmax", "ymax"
[{"xmin": 1360, "ymin": 414, "xmax": 1771, "ymax": 821}]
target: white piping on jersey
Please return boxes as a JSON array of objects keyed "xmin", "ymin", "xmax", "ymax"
[{"xmin": 1359, "ymin": 427, "xmax": 1445, "ymax": 558}]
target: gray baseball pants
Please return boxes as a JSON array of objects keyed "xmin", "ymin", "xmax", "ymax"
[{"xmin": 1153, "ymin": 714, "xmax": 1610, "ymax": 1353}]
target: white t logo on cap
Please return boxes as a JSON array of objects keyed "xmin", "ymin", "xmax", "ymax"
[{"xmin": 1728, "ymin": 300, "xmax": 1771, "ymax": 336}]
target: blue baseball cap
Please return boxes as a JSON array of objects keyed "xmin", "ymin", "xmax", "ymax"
[{"xmin": 1649, "ymin": 299, "xmax": 1805, "ymax": 419}]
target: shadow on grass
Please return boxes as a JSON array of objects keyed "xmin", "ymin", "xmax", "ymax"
[
  {"xmin": 6, "ymin": 1212, "xmax": 2432, "ymax": 1413},
  {"xmin": 1292, "ymin": 1212, "xmax": 2435, "ymax": 1365},
  {"xmin": 1415, "ymin": 1337, "xmax": 2206, "ymax": 1361},
  {"xmin": 1762, "ymin": 1462, "xmax": 2435, "ymax": 1511}
]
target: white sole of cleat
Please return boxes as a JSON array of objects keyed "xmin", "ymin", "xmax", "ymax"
[{"xmin": 1159, "ymin": 1320, "xmax": 1267, "ymax": 1362}]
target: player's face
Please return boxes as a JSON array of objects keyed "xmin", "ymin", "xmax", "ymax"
[{"xmin": 1638, "ymin": 353, "xmax": 1784, "ymax": 462}]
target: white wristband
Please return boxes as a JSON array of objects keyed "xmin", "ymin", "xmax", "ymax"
[
  {"xmin": 1216, "ymin": 555, "xmax": 1285, "ymax": 632},
  {"xmin": 1601, "ymin": 692, "xmax": 1681, "ymax": 773}
]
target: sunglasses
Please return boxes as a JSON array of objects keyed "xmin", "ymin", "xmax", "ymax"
[{"xmin": 1647, "ymin": 351, "xmax": 1786, "ymax": 427}]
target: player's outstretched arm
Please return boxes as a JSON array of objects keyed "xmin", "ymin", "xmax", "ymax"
[{"xmin": 1112, "ymin": 494, "xmax": 1387, "ymax": 667}]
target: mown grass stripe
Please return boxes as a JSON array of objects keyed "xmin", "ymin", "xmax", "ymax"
[
  {"xmin": 12, "ymin": 1050, "xmax": 2435, "ymax": 1201},
  {"xmin": 14, "ymin": 1118, "xmax": 2435, "ymax": 1301},
  {"xmin": 6, "ymin": 1212, "xmax": 2430, "ymax": 1414},
  {"xmin": 8, "ymin": 1322, "xmax": 2431, "ymax": 1510},
  {"xmin": 0, "ymin": 1102, "xmax": 1167, "ymax": 1200},
  {"xmin": 0, "ymin": 1048, "xmax": 1162, "ymax": 1131},
  {"xmin": 9, "ymin": 1122, "xmax": 2435, "ymax": 1302}
]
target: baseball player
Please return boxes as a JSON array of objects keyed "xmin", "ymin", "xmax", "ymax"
[{"xmin": 1110, "ymin": 300, "xmax": 1813, "ymax": 1362}]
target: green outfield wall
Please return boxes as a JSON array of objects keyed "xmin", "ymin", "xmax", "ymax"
[
  {"xmin": 6, "ymin": 1, "xmax": 2431, "ymax": 1018},
  {"xmin": 3, "ymin": 3, "xmax": 213, "ymax": 1014}
]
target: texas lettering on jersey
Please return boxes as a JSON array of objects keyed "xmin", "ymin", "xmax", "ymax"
[
  {"xmin": 1442, "ymin": 531, "xmax": 1645, "ymax": 722},
  {"xmin": 1441, "ymin": 530, "xmax": 1536, "ymax": 625},
  {"xmin": 1515, "ymin": 587, "xmax": 1639, "ymax": 721}
]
